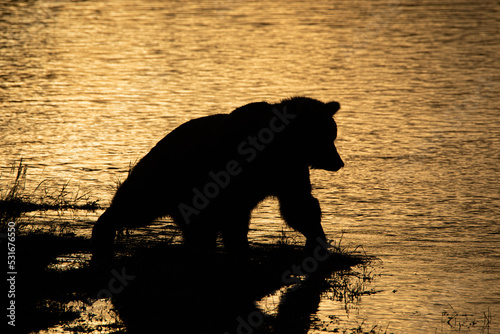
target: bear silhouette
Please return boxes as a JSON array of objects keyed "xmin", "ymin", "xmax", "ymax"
[{"xmin": 92, "ymin": 97, "xmax": 344, "ymax": 264}]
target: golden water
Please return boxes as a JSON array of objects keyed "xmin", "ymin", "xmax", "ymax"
[{"xmin": 1, "ymin": 0, "xmax": 499, "ymax": 332}]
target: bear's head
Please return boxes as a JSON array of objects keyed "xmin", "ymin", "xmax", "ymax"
[{"xmin": 279, "ymin": 97, "xmax": 344, "ymax": 172}]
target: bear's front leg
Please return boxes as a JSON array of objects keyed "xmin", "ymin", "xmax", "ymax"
[{"xmin": 279, "ymin": 193, "xmax": 327, "ymax": 251}]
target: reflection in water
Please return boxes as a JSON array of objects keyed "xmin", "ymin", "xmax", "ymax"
[
  {"xmin": 46, "ymin": 252, "xmax": 92, "ymax": 272},
  {"xmin": 1, "ymin": 0, "xmax": 499, "ymax": 333},
  {"xmin": 22, "ymin": 237, "xmax": 374, "ymax": 334},
  {"xmin": 36, "ymin": 299, "xmax": 125, "ymax": 334},
  {"xmin": 94, "ymin": 241, "xmax": 371, "ymax": 334}
]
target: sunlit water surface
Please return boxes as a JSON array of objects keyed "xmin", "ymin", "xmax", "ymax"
[{"xmin": 1, "ymin": 0, "xmax": 499, "ymax": 333}]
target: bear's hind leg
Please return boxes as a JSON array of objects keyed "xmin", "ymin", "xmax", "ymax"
[
  {"xmin": 220, "ymin": 213, "xmax": 251, "ymax": 259},
  {"xmin": 91, "ymin": 205, "xmax": 159, "ymax": 267},
  {"xmin": 181, "ymin": 211, "xmax": 219, "ymax": 252},
  {"xmin": 91, "ymin": 208, "xmax": 120, "ymax": 267}
]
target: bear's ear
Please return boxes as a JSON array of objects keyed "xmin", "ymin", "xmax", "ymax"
[{"xmin": 325, "ymin": 101, "xmax": 341, "ymax": 116}]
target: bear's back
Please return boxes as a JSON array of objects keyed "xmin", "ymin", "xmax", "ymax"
[
  {"xmin": 128, "ymin": 114, "xmax": 227, "ymax": 179},
  {"xmin": 129, "ymin": 101, "xmax": 277, "ymax": 186}
]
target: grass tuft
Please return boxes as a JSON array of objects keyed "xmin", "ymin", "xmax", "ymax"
[{"xmin": 0, "ymin": 159, "xmax": 101, "ymax": 231}]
